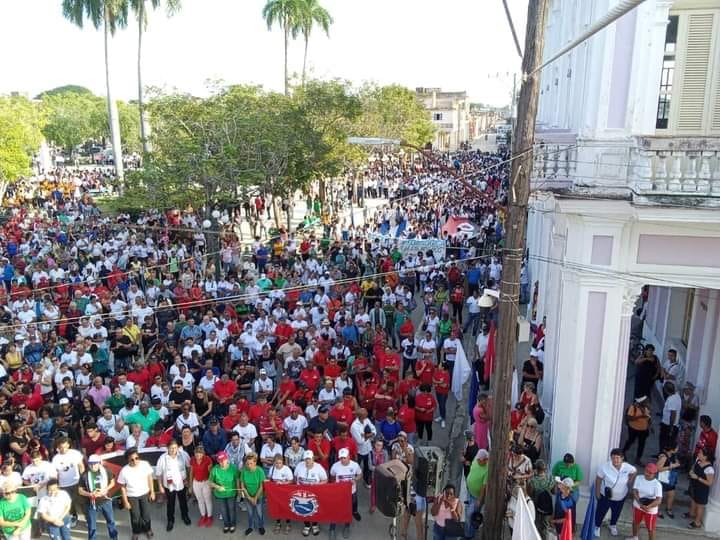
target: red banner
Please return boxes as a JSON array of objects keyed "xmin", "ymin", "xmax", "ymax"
[{"xmin": 264, "ymin": 481, "xmax": 352, "ymax": 524}]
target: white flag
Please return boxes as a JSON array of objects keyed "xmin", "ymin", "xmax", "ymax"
[
  {"xmin": 511, "ymin": 488, "xmax": 541, "ymax": 540},
  {"xmin": 451, "ymin": 340, "xmax": 472, "ymax": 402}
]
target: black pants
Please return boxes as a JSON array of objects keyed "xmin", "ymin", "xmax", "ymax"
[
  {"xmin": 623, "ymin": 427, "xmax": 649, "ymax": 461},
  {"xmin": 659, "ymin": 423, "xmax": 679, "ymax": 451},
  {"xmin": 417, "ymin": 420, "xmax": 433, "ymax": 441},
  {"xmin": 402, "ymin": 356, "xmax": 415, "ymax": 378},
  {"xmin": 358, "ymin": 453, "xmax": 371, "ymax": 486},
  {"xmin": 166, "ymin": 489, "xmax": 189, "ymax": 523},
  {"xmin": 128, "ymin": 495, "xmax": 152, "ymax": 534},
  {"xmin": 452, "ymin": 302, "xmax": 463, "ymax": 324}
]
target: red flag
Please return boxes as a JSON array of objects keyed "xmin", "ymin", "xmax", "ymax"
[
  {"xmin": 560, "ymin": 509, "xmax": 573, "ymax": 540},
  {"xmin": 264, "ymin": 481, "xmax": 352, "ymax": 524},
  {"xmin": 483, "ymin": 321, "xmax": 496, "ymax": 382}
]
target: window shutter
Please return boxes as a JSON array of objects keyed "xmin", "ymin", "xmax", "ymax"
[
  {"xmin": 711, "ymin": 47, "xmax": 720, "ymax": 134},
  {"xmin": 676, "ymin": 13, "xmax": 714, "ymax": 133}
]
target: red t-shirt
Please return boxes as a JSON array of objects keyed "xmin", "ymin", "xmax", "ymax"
[
  {"xmin": 278, "ymin": 380, "xmax": 297, "ymax": 401},
  {"xmin": 128, "ymin": 369, "xmax": 152, "ymax": 393},
  {"xmin": 373, "ymin": 395, "xmax": 394, "ymax": 422},
  {"xmin": 416, "ymin": 360, "xmax": 435, "ymax": 386},
  {"xmin": 399, "ymin": 319, "xmax": 414, "ymax": 338},
  {"xmin": 300, "ymin": 369, "xmax": 321, "ymax": 391},
  {"xmin": 214, "ymin": 379, "xmax": 238, "ymax": 401},
  {"xmin": 308, "ymin": 438, "xmax": 332, "ymax": 471},
  {"xmin": 432, "ymin": 371, "xmax": 450, "ymax": 395},
  {"xmin": 274, "ymin": 324, "xmax": 294, "ymax": 345},
  {"xmin": 222, "ymin": 414, "xmax": 242, "ymax": 431},
  {"xmin": 81, "ymin": 433, "xmax": 106, "ymax": 455},
  {"xmin": 332, "ymin": 436, "xmax": 358, "ymax": 460},
  {"xmin": 398, "ymin": 378, "xmax": 420, "ymax": 397},
  {"xmin": 330, "ymin": 405, "xmax": 354, "ymax": 426},
  {"xmin": 414, "ymin": 393, "xmax": 437, "ymax": 422},
  {"xmin": 324, "ymin": 363, "xmax": 341, "ymax": 380},
  {"xmin": 249, "ymin": 402, "xmax": 270, "ymax": 425},
  {"xmin": 397, "ymin": 404, "xmax": 417, "ymax": 434},
  {"xmin": 190, "ymin": 454, "xmax": 214, "ymax": 481}
]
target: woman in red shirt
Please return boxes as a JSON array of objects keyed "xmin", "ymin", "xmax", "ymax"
[
  {"xmin": 397, "ymin": 394, "xmax": 417, "ymax": 445},
  {"xmin": 189, "ymin": 445, "xmax": 214, "ymax": 527},
  {"xmin": 416, "ymin": 357, "xmax": 435, "ymax": 386},
  {"xmin": 373, "ymin": 382, "xmax": 395, "ymax": 423},
  {"xmin": 432, "ymin": 363, "xmax": 451, "ymax": 428},
  {"xmin": 414, "ymin": 384, "xmax": 438, "ymax": 442}
]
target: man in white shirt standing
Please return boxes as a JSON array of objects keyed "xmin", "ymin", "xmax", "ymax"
[
  {"xmin": 350, "ymin": 408, "xmax": 376, "ymax": 489},
  {"xmin": 37, "ymin": 479, "xmax": 72, "ymax": 540},
  {"xmin": 118, "ymin": 447, "xmax": 155, "ymax": 540},
  {"xmin": 329, "ymin": 448, "xmax": 363, "ymax": 540},
  {"xmin": 50, "ymin": 437, "xmax": 84, "ymax": 527},
  {"xmin": 660, "ymin": 382, "xmax": 682, "ymax": 451},
  {"xmin": 155, "ymin": 440, "xmax": 191, "ymax": 531}
]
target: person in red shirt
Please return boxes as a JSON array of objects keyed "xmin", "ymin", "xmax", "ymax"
[
  {"xmin": 259, "ymin": 408, "xmax": 283, "ymax": 441},
  {"xmin": 127, "ymin": 364, "xmax": 152, "ymax": 393},
  {"xmin": 277, "ymin": 374, "xmax": 297, "ymax": 406},
  {"xmin": 147, "ymin": 424, "xmax": 174, "ymax": 447},
  {"xmin": 414, "ymin": 384, "xmax": 438, "ymax": 442},
  {"xmin": 695, "ymin": 415, "xmax": 718, "ymax": 457},
  {"xmin": 510, "ymin": 403, "xmax": 525, "ymax": 432},
  {"xmin": 379, "ymin": 346, "xmax": 401, "ymax": 382},
  {"xmin": 397, "ymin": 394, "xmax": 417, "ymax": 443},
  {"xmin": 222, "ymin": 404, "xmax": 243, "ymax": 432},
  {"xmin": 299, "ymin": 362, "xmax": 321, "ymax": 392},
  {"xmin": 330, "ymin": 400, "xmax": 354, "ymax": 429},
  {"xmin": 213, "ymin": 373, "xmax": 238, "ymax": 415},
  {"xmin": 416, "ymin": 357, "xmax": 435, "ymax": 386},
  {"xmin": 249, "ymin": 394, "xmax": 271, "ymax": 426},
  {"xmin": 398, "ymin": 318, "xmax": 414, "ymax": 343},
  {"xmin": 189, "ymin": 445, "xmax": 215, "ymax": 527},
  {"xmin": 432, "ymin": 363, "xmax": 451, "ymax": 428},
  {"xmin": 324, "ymin": 357, "xmax": 342, "ymax": 380},
  {"xmin": 234, "ymin": 395, "xmax": 251, "ymax": 416},
  {"xmin": 274, "ymin": 318, "xmax": 294, "ymax": 346},
  {"xmin": 358, "ymin": 374, "xmax": 378, "ymax": 413},
  {"xmin": 341, "ymin": 387, "xmax": 358, "ymax": 412},
  {"xmin": 398, "ymin": 371, "xmax": 420, "ymax": 398},
  {"xmin": 146, "ymin": 356, "xmax": 165, "ymax": 382},
  {"xmin": 332, "ymin": 428, "xmax": 358, "ymax": 461},
  {"xmin": 373, "ymin": 382, "xmax": 395, "ymax": 423},
  {"xmin": 307, "ymin": 430, "xmax": 332, "ymax": 471},
  {"xmin": 80, "ymin": 424, "xmax": 106, "ymax": 456}
]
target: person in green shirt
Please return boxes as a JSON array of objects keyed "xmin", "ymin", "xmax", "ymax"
[
  {"xmin": 125, "ymin": 403, "xmax": 160, "ymax": 433},
  {"xmin": 240, "ymin": 453, "xmax": 266, "ymax": 535},
  {"xmin": 0, "ymin": 480, "xmax": 32, "ymax": 538},
  {"xmin": 209, "ymin": 451, "xmax": 240, "ymax": 533},
  {"xmin": 104, "ymin": 387, "xmax": 126, "ymax": 415},
  {"xmin": 551, "ymin": 453, "xmax": 583, "ymax": 500},
  {"xmin": 437, "ymin": 313, "xmax": 453, "ymax": 346},
  {"xmin": 465, "ymin": 450, "xmax": 489, "ymax": 538}
]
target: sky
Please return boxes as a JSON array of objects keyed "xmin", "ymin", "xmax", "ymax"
[{"xmin": 0, "ymin": 0, "xmax": 528, "ymax": 107}]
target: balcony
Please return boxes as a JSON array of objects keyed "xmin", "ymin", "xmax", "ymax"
[{"xmin": 531, "ymin": 134, "xmax": 720, "ymax": 197}]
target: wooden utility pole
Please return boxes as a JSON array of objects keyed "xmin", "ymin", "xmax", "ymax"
[{"xmin": 482, "ymin": 0, "xmax": 549, "ymax": 538}]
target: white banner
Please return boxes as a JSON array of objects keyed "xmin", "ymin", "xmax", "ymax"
[{"xmin": 367, "ymin": 233, "xmax": 447, "ymax": 261}]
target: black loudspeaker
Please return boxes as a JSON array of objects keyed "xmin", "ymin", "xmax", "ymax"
[
  {"xmin": 373, "ymin": 459, "xmax": 410, "ymax": 518},
  {"xmin": 414, "ymin": 446, "xmax": 445, "ymax": 497}
]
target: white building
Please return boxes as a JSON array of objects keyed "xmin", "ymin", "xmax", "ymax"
[
  {"xmin": 527, "ymin": 0, "xmax": 720, "ymax": 531},
  {"xmin": 416, "ymin": 88, "xmax": 470, "ymax": 151}
]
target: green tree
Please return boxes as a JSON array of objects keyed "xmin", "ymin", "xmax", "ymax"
[
  {"xmin": 294, "ymin": 0, "xmax": 332, "ymax": 87},
  {"xmin": 128, "ymin": 0, "xmax": 181, "ymax": 153},
  {"xmin": 262, "ymin": 0, "xmax": 302, "ymax": 96},
  {"xmin": 62, "ymin": 0, "xmax": 128, "ymax": 178},
  {"xmin": 0, "ymin": 97, "xmax": 44, "ymax": 203},
  {"xmin": 356, "ymin": 83, "xmax": 435, "ymax": 148},
  {"xmin": 41, "ymin": 92, "xmax": 106, "ymax": 153},
  {"xmin": 35, "ymin": 85, "xmax": 93, "ymax": 99}
]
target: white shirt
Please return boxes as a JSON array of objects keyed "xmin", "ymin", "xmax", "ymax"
[
  {"xmin": 443, "ymin": 338, "xmax": 461, "ymax": 362},
  {"xmin": 38, "ymin": 489, "xmax": 71, "ymax": 521},
  {"xmin": 330, "ymin": 460, "xmax": 362, "ymax": 494},
  {"xmin": 118, "ymin": 460, "xmax": 154, "ymax": 497},
  {"xmin": 155, "ymin": 451, "xmax": 190, "ymax": 491},
  {"xmin": 260, "ymin": 443, "xmax": 283, "ymax": 463},
  {"xmin": 52, "ymin": 449, "xmax": 84, "ymax": 487},
  {"xmin": 283, "ymin": 415, "xmax": 308, "ymax": 440},
  {"xmin": 351, "ymin": 418, "xmax": 376, "ymax": 456},
  {"xmin": 294, "ymin": 462, "xmax": 328, "ymax": 484},
  {"xmin": 631, "ymin": 475, "xmax": 663, "ymax": 514},
  {"xmin": 269, "ymin": 464, "xmax": 293, "ymax": 483},
  {"xmin": 233, "ymin": 423, "xmax": 258, "ymax": 446},
  {"xmin": 126, "ymin": 431, "xmax": 149, "ymax": 449},
  {"xmin": 22, "ymin": 460, "xmax": 57, "ymax": 498},
  {"xmin": 662, "ymin": 392, "xmax": 682, "ymax": 426},
  {"xmin": 598, "ymin": 461, "xmax": 637, "ymax": 501},
  {"xmin": 476, "ymin": 333, "xmax": 489, "ymax": 359}
]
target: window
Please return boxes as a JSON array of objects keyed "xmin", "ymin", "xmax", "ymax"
[
  {"xmin": 681, "ymin": 288, "xmax": 694, "ymax": 347},
  {"xmin": 656, "ymin": 16, "xmax": 678, "ymax": 129},
  {"xmin": 433, "ymin": 113, "xmax": 443, "ymax": 121}
]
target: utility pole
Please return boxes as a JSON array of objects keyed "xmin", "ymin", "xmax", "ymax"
[{"xmin": 482, "ymin": 0, "xmax": 549, "ymax": 538}]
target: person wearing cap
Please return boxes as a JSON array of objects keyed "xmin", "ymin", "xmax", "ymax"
[
  {"xmin": 155, "ymin": 439, "xmax": 191, "ymax": 531},
  {"xmin": 628, "ymin": 463, "xmax": 662, "ymax": 540},
  {"xmin": 329, "ymin": 447, "xmax": 362, "ymax": 539},
  {"xmin": 294, "ymin": 450, "xmax": 328, "ymax": 537},
  {"xmin": 593, "ymin": 448, "xmax": 637, "ymax": 537},
  {"xmin": 37, "ymin": 478, "xmax": 72, "ymax": 540},
  {"xmin": 209, "ymin": 451, "xmax": 240, "ymax": 534},
  {"xmin": 622, "ymin": 396, "xmax": 651, "ymax": 465},
  {"xmin": 551, "ymin": 453, "xmax": 583, "ymax": 502},
  {"xmin": 465, "ymin": 449, "xmax": 489, "ymax": 539},
  {"xmin": 551, "ymin": 477, "xmax": 576, "ymax": 536},
  {"xmin": 118, "ymin": 447, "xmax": 156, "ymax": 540},
  {"xmin": 79, "ymin": 453, "xmax": 118, "ymax": 540},
  {"xmin": 0, "ymin": 479, "xmax": 32, "ymax": 540}
]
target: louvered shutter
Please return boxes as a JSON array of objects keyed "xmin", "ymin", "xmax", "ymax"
[{"xmin": 675, "ymin": 13, "xmax": 715, "ymax": 133}]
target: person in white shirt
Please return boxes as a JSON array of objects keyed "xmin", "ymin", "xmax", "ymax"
[
  {"xmin": 593, "ymin": 448, "xmax": 637, "ymax": 537},
  {"xmin": 51, "ymin": 437, "xmax": 85, "ymax": 523},
  {"xmin": 118, "ymin": 447, "xmax": 155, "ymax": 539},
  {"xmin": 37, "ymin": 479, "xmax": 72, "ymax": 539},
  {"xmin": 259, "ymin": 437, "xmax": 284, "ymax": 472},
  {"xmin": 660, "ymin": 382, "xmax": 682, "ymax": 451},
  {"xmin": 126, "ymin": 423, "xmax": 149, "ymax": 450},
  {"xmin": 283, "ymin": 407, "xmax": 308, "ymax": 442},
  {"xmin": 350, "ymin": 409, "xmax": 376, "ymax": 488},
  {"xmin": 97, "ymin": 408, "xmax": 117, "ymax": 434},
  {"xmin": 175, "ymin": 407, "xmax": 200, "ymax": 436},
  {"xmin": 22, "ymin": 451, "xmax": 57, "ymax": 499},
  {"xmin": 155, "ymin": 439, "xmax": 191, "ymax": 530},
  {"xmin": 268, "ymin": 454, "xmax": 294, "ymax": 533},
  {"xmin": 294, "ymin": 450, "xmax": 328, "ymax": 536},
  {"xmin": 233, "ymin": 413, "xmax": 258, "ymax": 449},
  {"xmin": 629, "ymin": 462, "xmax": 663, "ymax": 540},
  {"xmin": 329, "ymin": 448, "xmax": 363, "ymax": 536}
]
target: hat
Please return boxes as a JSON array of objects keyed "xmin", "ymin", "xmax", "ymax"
[
  {"xmin": 559, "ymin": 477, "xmax": 574, "ymax": 488},
  {"xmin": 88, "ymin": 455, "xmax": 102, "ymax": 464},
  {"xmin": 216, "ymin": 451, "xmax": 228, "ymax": 461},
  {"xmin": 398, "ymin": 431, "xmax": 408, "ymax": 438},
  {"xmin": 59, "ymin": 398, "xmax": 70, "ymax": 405},
  {"xmin": 529, "ymin": 349, "xmax": 539, "ymax": 358},
  {"xmin": 303, "ymin": 450, "xmax": 314, "ymax": 460},
  {"xmin": 322, "ymin": 319, "xmax": 330, "ymax": 325},
  {"xmin": 259, "ymin": 368, "xmax": 267, "ymax": 375},
  {"xmin": 338, "ymin": 448, "xmax": 350, "ymax": 459},
  {"xmin": 645, "ymin": 463, "xmax": 658, "ymax": 474},
  {"xmin": 475, "ymin": 449, "xmax": 489, "ymax": 461}
]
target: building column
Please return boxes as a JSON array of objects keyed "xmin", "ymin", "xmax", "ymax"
[{"xmin": 699, "ymin": 319, "xmax": 720, "ymax": 533}]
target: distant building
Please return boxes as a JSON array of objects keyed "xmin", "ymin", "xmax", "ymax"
[
  {"xmin": 468, "ymin": 105, "xmax": 504, "ymax": 138},
  {"xmin": 416, "ymin": 88, "xmax": 470, "ymax": 151}
]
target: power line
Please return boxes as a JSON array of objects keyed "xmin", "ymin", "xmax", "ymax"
[{"xmin": 501, "ymin": 0, "xmax": 524, "ymax": 59}]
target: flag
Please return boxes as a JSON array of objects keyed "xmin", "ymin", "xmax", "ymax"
[
  {"xmin": 451, "ymin": 340, "xmax": 472, "ymax": 402},
  {"xmin": 511, "ymin": 488, "xmax": 540, "ymax": 540},
  {"xmin": 511, "ymin": 367, "xmax": 519, "ymax": 407},
  {"xmin": 264, "ymin": 481, "xmax": 352, "ymax": 524},
  {"xmin": 468, "ymin": 369, "xmax": 480, "ymax": 420},
  {"xmin": 580, "ymin": 488, "xmax": 597, "ymax": 540},
  {"xmin": 483, "ymin": 321, "xmax": 496, "ymax": 382},
  {"xmin": 560, "ymin": 509, "xmax": 573, "ymax": 540}
]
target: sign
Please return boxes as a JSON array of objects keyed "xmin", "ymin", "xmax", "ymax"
[
  {"xmin": 367, "ymin": 233, "xmax": 447, "ymax": 261},
  {"xmin": 264, "ymin": 481, "xmax": 352, "ymax": 524}
]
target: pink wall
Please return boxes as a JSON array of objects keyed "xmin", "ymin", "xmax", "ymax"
[
  {"xmin": 637, "ymin": 235, "xmax": 720, "ymax": 267},
  {"xmin": 576, "ymin": 292, "xmax": 607, "ymax": 481},
  {"xmin": 689, "ymin": 290, "xmax": 710, "ymax": 384}
]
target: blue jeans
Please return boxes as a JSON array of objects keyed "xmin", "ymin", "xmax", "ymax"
[
  {"xmin": 463, "ymin": 312, "xmax": 481, "ymax": 336},
  {"xmin": 465, "ymin": 493, "xmax": 479, "ymax": 539},
  {"xmin": 437, "ymin": 393, "xmax": 448, "ymax": 420},
  {"xmin": 85, "ymin": 499, "xmax": 118, "ymax": 540},
  {"xmin": 247, "ymin": 499, "xmax": 264, "ymax": 530},
  {"xmin": 217, "ymin": 496, "xmax": 237, "ymax": 527},
  {"xmin": 46, "ymin": 516, "xmax": 71, "ymax": 540}
]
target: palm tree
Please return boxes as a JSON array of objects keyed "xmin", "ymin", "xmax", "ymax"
[
  {"xmin": 294, "ymin": 0, "xmax": 332, "ymax": 87},
  {"xmin": 62, "ymin": 0, "xmax": 128, "ymax": 179},
  {"xmin": 128, "ymin": 0, "xmax": 181, "ymax": 154},
  {"xmin": 262, "ymin": 0, "xmax": 302, "ymax": 96}
]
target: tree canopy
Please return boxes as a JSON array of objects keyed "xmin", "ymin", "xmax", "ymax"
[{"xmin": 0, "ymin": 96, "xmax": 44, "ymax": 182}]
